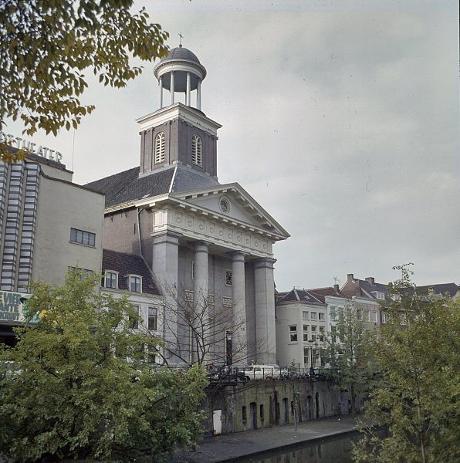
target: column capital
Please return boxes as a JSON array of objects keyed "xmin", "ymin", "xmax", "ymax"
[
  {"xmin": 228, "ymin": 250, "xmax": 246, "ymax": 263},
  {"xmin": 194, "ymin": 241, "xmax": 209, "ymax": 253},
  {"xmin": 254, "ymin": 257, "xmax": 276, "ymax": 270},
  {"xmin": 152, "ymin": 231, "xmax": 181, "ymax": 246}
]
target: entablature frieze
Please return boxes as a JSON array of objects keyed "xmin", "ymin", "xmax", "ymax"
[{"xmin": 151, "ymin": 207, "xmax": 274, "ymax": 258}]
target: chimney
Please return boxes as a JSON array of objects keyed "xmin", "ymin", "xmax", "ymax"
[
  {"xmin": 334, "ymin": 284, "xmax": 340, "ymax": 293},
  {"xmin": 347, "ymin": 273, "xmax": 354, "ymax": 282},
  {"xmin": 365, "ymin": 277, "xmax": 375, "ymax": 285}
]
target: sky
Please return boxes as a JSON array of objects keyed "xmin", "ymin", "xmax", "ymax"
[{"xmin": 6, "ymin": 0, "xmax": 460, "ymax": 290}]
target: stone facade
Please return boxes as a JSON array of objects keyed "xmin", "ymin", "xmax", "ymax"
[{"xmin": 205, "ymin": 380, "xmax": 361, "ymax": 435}]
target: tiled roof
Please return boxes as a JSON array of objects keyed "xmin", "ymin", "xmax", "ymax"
[
  {"xmin": 85, "ymin": 165, "xmax": 219, "ymax": 208},
  {"xmin": 413, "ymin": 283, "xmax": 459, "ymax": 298},
  {"xmin": 341, "ymin": 276, "xmax": 389, "ymax": 300},
  {"xmin": 102, "ymin": 249, "xmax": 160, "ymax": 295},
  {"xmin": 278, "ymin": 288, "xmax": 324, "ymax": 305},
  {"xmin": 308, "ymin": 287, "xmax": 343, "ymax": 303}
]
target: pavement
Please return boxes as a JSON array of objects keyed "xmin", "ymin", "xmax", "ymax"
[{"xmin": 172, "ymin": 416, "xmax": 358, "ymax": 463}]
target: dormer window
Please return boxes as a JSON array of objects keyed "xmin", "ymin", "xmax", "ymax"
[
  {"xmin": 191, "ymin": 135, "xmax": 202, "ymax": 166},
  {"xmin": 154, "ymin": 132, "xmax": 165, "ymax": 164},
  {"xmin": 104, "ymin": 270, "xmax": 118, "ymax": 289},
  {"xmin": 128, "ymin": 275, "xmax": 142, "ymax": 293}
]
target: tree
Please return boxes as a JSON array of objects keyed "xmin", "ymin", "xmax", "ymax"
[
  {"xmin": 0, "ymin": 0, "xmax": 169, "ymax": 162},
  {"xmin": 145, "ymin": 286, "xmax": 250, "ymax": 368},
  {"xmin": 353, "ymin": 265, "xmax": 460, "ymax": 463},
  {"xmin": 0, "ymin": 271, "xmax": 207, "ymax": 462},
  {"xmin": 323, "ymin": 302, "xmax": 376, "ymax": 414}
]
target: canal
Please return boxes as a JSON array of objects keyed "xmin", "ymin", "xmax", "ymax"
[{"xmin": 233, "ymin": 431, "xmax": 360, "ymax": 463}]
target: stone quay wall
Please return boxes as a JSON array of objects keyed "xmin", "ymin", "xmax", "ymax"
[{"xmin": 205, "ymin": 379, "xmax": 362, "ymax": 435}]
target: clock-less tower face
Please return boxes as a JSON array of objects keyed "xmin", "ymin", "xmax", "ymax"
[{"xmin": 138, "ymin": 112, "xmax": 219, "ymax": 178}]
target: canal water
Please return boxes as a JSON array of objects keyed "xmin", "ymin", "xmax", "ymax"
[{"xmin": 234, "ymin": 431, "xmax": 360, "ymax": 463}]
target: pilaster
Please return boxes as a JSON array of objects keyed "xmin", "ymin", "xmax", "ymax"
[
  {"xmin": 254, "ymin": 257, "xmax": 277, "ymax": 364},
  {"xmin": 231, "ymin": 251, "xmax": 247, "ymax": 364}
]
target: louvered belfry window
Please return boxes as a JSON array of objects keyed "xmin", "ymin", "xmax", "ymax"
[
  {"xmin": 191, "ymin": 135, "xmax": 202, "ymax": 167},
  {"xmin": 154, "ymin": 132, "xmax": 165, "ymax": 164}
]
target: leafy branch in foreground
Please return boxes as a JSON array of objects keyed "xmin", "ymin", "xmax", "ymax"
[
  {"xmin": 0, "ymin": 271, "xmax": 206, "ymax": 462},
  {"xmin": 0, "ymin": 0, "xmax": 169, "ymax": 161}
]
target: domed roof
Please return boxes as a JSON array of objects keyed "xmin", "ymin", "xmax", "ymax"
[{"xmin": 161, "ymin": 46, "xmax": 201, "ymax": 64}]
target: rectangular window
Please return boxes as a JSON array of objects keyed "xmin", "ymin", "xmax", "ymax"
[
  {"xmin": 289, "ymin": 325, "xmax": 298, "ymax": 342},
  {"xmin": 303, "ymin": 346, "xmax": 310, "ymax": 367},
  {"xmin": 303, "ymin": 324, "xmax": 309, "ymax": 341},
  {"xmin": 310, "ymin": 312, "xmax": 317, "ymax": 320},
  {"xmin": 225, "ymin": 270, "xmax": 233, "ymax": 286},
  {"xmin": 129, "ymin": 305, "xmax": 140, "ymax": 329},
  {"xmin": 148, "ymin": 307, "xmax": 158, "ymax": 331},
  {"xmin": 191, "ymin": 261, "xmax": 195, "ymax": 280},
  {"xmin": 302, "ymin": 311, "xmax": 309, "ymax": 321},
  {"xmin": 129, "ymin": 275, "xmax": 142, "ymax": 293},
  {"xmin": 370, "ymin": 311, "xmax": 377, "ymax": 323},
  {"xmin": 70, "ymin": 227, "xmax": 96, "ymax": 247},
  {"xmin": 318, "ymin": 312, "xmax": 325, "ymax": 321},
  {"xmin": 104, "ymin": 271, "xmax": 118, "ymax": 289}
]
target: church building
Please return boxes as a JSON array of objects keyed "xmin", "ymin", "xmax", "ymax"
[{"xmin": 86, "ymin": 46, "xmax": 289, "ymax": 365}]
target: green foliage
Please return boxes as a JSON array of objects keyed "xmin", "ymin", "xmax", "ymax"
[
  {"xmin": 0, "ymin": 271, "xmax": 207, "ymax": 462},
  {"xmin": 323, "ymin": 303, "xmax": 376, "ymax": 413},
  {"xmin": 0, "ymin": 0, "xmax": 169, "ymax": 161},
  {"xmin": 353, "ymin": 265, "xmax": 460, "ymax": 463}
]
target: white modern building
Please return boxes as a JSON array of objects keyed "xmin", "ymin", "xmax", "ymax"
[
  {"xmin": 0, "ymin": 149, "xmax": 105, "ymax": 344},
  {"xmin": 86, "ymin": 45, "xmax": 290, "ymax": 366}
]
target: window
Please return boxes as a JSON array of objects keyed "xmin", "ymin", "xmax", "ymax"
[
  {"xmin": 310, "ymin": 312, "xmax": 317, "ymax": 320},
  {"xmin": 225, "ymin": 271, "xmax": 233, "ymax": 286},
  {"xmin": 302, "ymin": 311, "xmax": 309, "ymax": 321},
  {"xmin": 318, "ymin": 312, "xmax": 325, "ymax": 321},
  {"xmin": 154, "ymin": 132, "xmax": 165, "ymax": 164},
  {"xmin": 148, "ymin": 307, "xmax": 158, "ymax": 331},
  {"xmin": 129, "ymin": 305, "xmax": 140, "ymax": 329},
  {"xmin": 304, "ymin": 346, "xmax": 309, "ymax": 366},
  {"xmin": 191, "ymin": 135, "xmax": 202, "ymax": 166},
  {"xmin": 369, "ymin": 310, "xmax": 378, "ymax": 323},
  {"xmin": 319, "ymin": 326, "xmax": 325, "ymax": 341},
  {"xmin": 129, "ymin": 275, "xmax": 142, "ymax": 293},
  {"xmin": 303, "ymin": 324, "xmax": 309, "ymax": 341},
  {"xmin": 191, "ymin": 261, "xmax": 195, "ymax": 279},
  {"xmin": 70, "ymin": 227, "xmax": 95, "ymax": 247},
  {"xmin": 289, "ymin": 325, "xmax": 298, "ymax": 342},
  {"xmin": 311, "ymin": 325, "xmax": 317, "ymax": 332},
  {"xmin": 242, "ymin": 406, "xmax": 247, "ymax": 425},
  {"xmin": 104, "ymin": 271, "xmax": 118, "ymax": 289},
  {"xmin": 68, "ymin": 267, "xmax": 93, "ymax": 280}
]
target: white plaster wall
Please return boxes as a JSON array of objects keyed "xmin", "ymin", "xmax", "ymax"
[
  {"xmin": 39, "ymin": 163, "xmax": 73, "ymax": 182},
  {"xmin": 32, "ymin": 176, "xmax": 105, "ymax": 286}
]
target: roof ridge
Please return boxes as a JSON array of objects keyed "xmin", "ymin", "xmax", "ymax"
[{"xmin": 85, "ymin": 165, "xmax": 139, "ymax": 186}]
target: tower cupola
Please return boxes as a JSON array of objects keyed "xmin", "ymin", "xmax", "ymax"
[{"xmin": 154, "ymin": 45, "xmax": 207, "ymax": 110}]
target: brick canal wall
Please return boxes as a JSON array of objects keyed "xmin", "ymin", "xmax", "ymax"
[{"xmin": 204, "ymin": 379, "xmax": 361, "ymax": 435}]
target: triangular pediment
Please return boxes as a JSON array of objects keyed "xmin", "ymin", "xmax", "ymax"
[{"xmin": 170, "ymin": 183, "xmax": 289, "ymax": 239}]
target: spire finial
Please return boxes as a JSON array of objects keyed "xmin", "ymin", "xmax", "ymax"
[{"xmin": 178, "ymin": 33, "xmax": 183, "ymax": 47}]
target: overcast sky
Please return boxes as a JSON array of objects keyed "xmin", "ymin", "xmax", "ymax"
[{"xmin": 6, "ymin": 0, "xmax": 460, "ymax": 290}]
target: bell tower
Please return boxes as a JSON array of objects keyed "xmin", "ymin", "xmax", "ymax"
[{"xmin": 137, "ymin": 45, "xmax": 222, "ymax": 178}]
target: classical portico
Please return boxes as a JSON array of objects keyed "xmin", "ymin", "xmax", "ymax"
[{"xmin": 93, "ymin": 44, "xmax": 289, "ymax": 367}]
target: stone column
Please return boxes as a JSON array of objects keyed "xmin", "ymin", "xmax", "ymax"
[
  {"xmin": 232, "ymin": 252, "xmax": 247, "ymax": 364},
  {"xmin": 170, "ymin": 71, "xmax": 175, "ymax": 105},
  {"xmin": 197, "ymin": 79, "xmax": 201, "ymax": 110},
  {"xmin": 159, "ymin": 76, "xmax": 163, "ymax": 108},
  {"xmin": 193, "ymin": 241, "xmax": 209, "ymax": 362},
  {"xmin": 186, "ymin": 72, "xmax": 191, "ymax": 106},
  {"xmin": 254, "ymin": 258, "xmax": 277, "ymax": 364},
  {"xmin": 152, "ymin": 232, "xmax": 179, "ymax": 363}
]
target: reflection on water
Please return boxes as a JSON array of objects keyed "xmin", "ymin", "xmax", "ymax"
[{"xmin": 236, "ymin": 432, "xmax": 360, "ymax": 463}]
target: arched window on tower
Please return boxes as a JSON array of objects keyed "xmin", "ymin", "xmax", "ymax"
[
  {"xmin": 191, "ymin": 135, "xmax": 202, "ymax": 167},
  {"xmin": 154, "ymin": 132, "xmax": 165, "ymax": 164}
]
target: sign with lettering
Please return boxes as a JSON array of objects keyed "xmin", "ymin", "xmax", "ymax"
[
  {"xmin": 0, "ymin": 131, "xmax": 63, "ymax": 164},
  {"xmin": 0, "ymin": 291, "xmax": 30, "ymax": 323}
]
